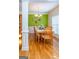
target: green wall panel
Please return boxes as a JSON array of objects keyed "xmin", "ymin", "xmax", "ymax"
[{"xmin": 28, "ymin": 14, "xmax": 48, "ymax": 26}]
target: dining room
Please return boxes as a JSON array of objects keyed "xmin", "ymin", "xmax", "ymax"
[
  {"xmin": 28, "ymin": 1, "xmax": 59, "ymax": 59},
  {"xmin": 19, "ymin": 0, "xmax": 59, "ymax": 59}
]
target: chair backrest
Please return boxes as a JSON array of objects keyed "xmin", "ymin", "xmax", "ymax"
[
  {"xmin": 42, "ymin": 27, "xmax": 53, "ymax": 39},
  {"xmin": 45, "ymin": 27, "xmax": 52, "ymax": 34},
  {"xmin": 29, "ymin": 26, "xmax": 35, "ymax": 33}
]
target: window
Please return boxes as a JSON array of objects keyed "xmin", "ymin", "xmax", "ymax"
[{"xmin": 52, "ymin": 15, "xmax": 59, "ymax": 35}]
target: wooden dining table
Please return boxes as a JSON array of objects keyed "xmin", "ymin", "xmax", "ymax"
[
  {"xmin": 35, "ymin": 27, "xmax": 45, "ymax": 42},
  {"xmin": 34, "ymin": 27, "xmax": 53, "ymax": 42}
]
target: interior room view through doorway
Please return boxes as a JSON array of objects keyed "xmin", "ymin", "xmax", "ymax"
[{"xmin": 19, "ymin": 0, "xmax": 59, "ymax": 59}]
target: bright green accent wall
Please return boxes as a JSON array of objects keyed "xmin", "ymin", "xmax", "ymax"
[{"xmin": 28, "ymin": 14, "xmax": 48, "ymax": 26}]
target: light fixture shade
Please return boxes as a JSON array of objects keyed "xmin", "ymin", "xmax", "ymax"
[
  {"xmin": 34, "ymin": 14, "xmax": 38, "ymax": 17},
  {"xmin": 39, "ymin": 14, "xmax": 42, "ymax": 17},
  {"xmin": 34, "ymin": 14, "xmax": 42, "ymax": 17}
]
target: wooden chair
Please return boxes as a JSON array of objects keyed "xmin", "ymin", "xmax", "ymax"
[
  {"xmin": 41, "ymin": 27, "xmax": 53, "ymax": 43},
  {"xmin": 34, "ymin": 27, "xmax": 40, "ymax": 42}
]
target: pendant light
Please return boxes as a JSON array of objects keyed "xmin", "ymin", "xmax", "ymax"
[{"xmin": 34, "ymin": 5, "xmax": 42, "ymax": 18}]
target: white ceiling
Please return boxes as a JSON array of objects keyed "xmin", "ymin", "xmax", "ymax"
[
  {"xmin": 19, "ymin": 0, "xmax": 59, "ymax": 14},
  {"xmin": 29, "ymin": 0, "xmax": 59, "ymax": 2},
  {"xmin": 29, "ymin": 2, "xmax": 58, "ymax": 14}
]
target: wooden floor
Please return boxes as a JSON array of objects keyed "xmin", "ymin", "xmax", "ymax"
[{"xmin": 28, "ymin": 33, "xmax": 59, "ymax": 59}]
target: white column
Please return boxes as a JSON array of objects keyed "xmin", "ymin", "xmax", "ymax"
[{"xmin": 22, "ymin": 0, "xmax": 29, "ymax": 51}]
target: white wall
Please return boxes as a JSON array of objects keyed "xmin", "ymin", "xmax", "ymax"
[
  {"xmin": 22, "ymin": 0, "xmax": 29, "ymax": 51},
  {"xmin": 48, "ymin": 5, "xmax": 59, "ymax": 35},
  {"xmin": 48, "ymin": 5, "xmax": 59, "ymax": 27}
]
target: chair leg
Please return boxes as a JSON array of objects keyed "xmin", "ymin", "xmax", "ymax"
[
  {"xmin": 44, "ymin": 39, "xmax": 45, "ymax": 46},
  {"xmin": 35, "ymin": 35, "xmax": 37, "ymax": 41},
  {"xmin": 37, "ymin": 35, "xmax": 39, "ymax": 42}
]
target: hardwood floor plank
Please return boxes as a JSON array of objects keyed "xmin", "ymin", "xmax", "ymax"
[{"xmin": 28, "ymin": 33, "xmax": 59, "ymax": 59}]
